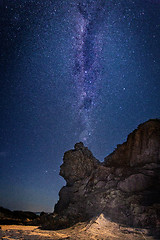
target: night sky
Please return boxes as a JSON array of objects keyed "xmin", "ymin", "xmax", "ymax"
[{"xmin": 0, "ymin": 0, "xmax": 160, "ymax": 212}]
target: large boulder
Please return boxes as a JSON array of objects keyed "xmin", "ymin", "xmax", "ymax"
[
  {"xmin": 117, "ymin": 173, "xmax": 153, "ymax": 192},
  {"xmin": 42, "ymin": 119, "xmax": 160, "ymax": 231}
]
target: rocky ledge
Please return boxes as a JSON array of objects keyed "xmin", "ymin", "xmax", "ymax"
[{"xmin": 41, "ymin": 119, "xmax": 160, "ymax": 233}]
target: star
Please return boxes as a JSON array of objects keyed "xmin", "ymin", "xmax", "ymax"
[{"xmin": 0, "ymin": 0, "xmax": 160, "ymax": 213}]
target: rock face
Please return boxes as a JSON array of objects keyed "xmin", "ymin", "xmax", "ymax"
[
  {"xmin": 60, "ymin": 142, "xmax": 99, "ymax": 186},
  {"xmin": 104, "ymin": 119, "xmax": 160, "ymax": 167},
  {"xmin": 41, "ymin": 119, "xmax": 160, "ymax": 230}
]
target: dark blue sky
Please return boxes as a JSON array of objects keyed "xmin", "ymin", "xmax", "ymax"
[{"xmin": 0, "ymin": 0, "xmax": 160, "ymax": 212}]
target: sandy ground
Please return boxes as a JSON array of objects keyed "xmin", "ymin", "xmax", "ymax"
[{"xmin": 0, "ymin": 214, "xmax": 157, "ymax": 240}]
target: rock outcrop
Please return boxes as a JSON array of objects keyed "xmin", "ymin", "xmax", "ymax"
[
  {"xmin": 0, "ymin": 207, "xmax": 40, "ymax": 225},
  {"xmin": 41, "ymin": 119, "xmax": 160, "ymax": 232},
  {"xmin": 104, "ymin": 119, "xmax": 160, "ymax": 167}
]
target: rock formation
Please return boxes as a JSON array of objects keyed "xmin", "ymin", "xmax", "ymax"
[
  {"xmin": 41, "ymin": 119, "xmax": 160, "ymax": 232},
  {"xmin": 0, "ymin": 207, "xmax": 40, "ymax": 225},
  {"xmin": 104, "ymin": 119, "xmax": 160, "ymax": 167}
]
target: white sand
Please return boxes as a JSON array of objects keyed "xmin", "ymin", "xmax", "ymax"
[{"xmin": 0, "ymin": 215, "xmax": 155, "ymax": 240}]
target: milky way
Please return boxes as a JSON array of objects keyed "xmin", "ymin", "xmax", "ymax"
[{"xmin": 72, "ymin": 0, "xmax": 106, "ymax": 143}]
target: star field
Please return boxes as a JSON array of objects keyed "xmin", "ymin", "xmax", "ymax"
[{"xmin": 0, "ymin": 0, "xmax": 160, "ymax": 212}]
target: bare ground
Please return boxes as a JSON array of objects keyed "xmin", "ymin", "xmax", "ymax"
[{"xmin": 0, "ymin": 214, "xmax": 157, "ymax": 240}]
